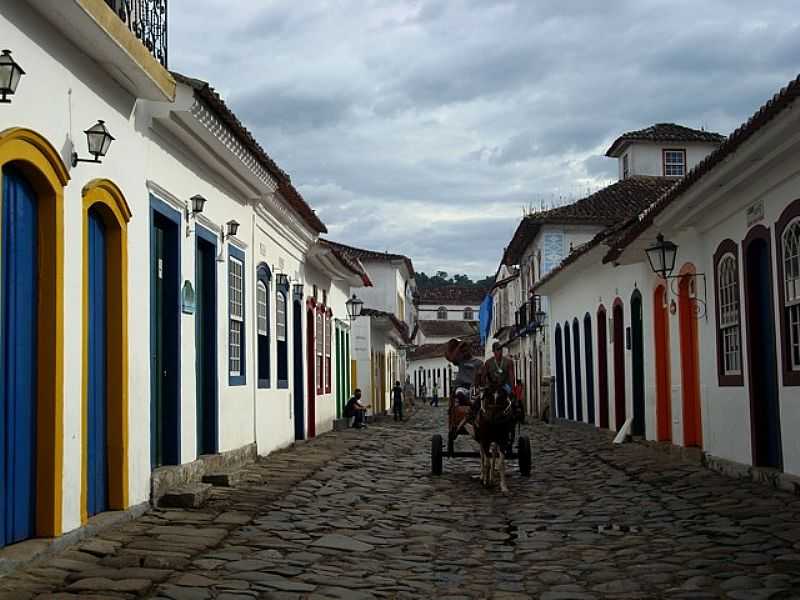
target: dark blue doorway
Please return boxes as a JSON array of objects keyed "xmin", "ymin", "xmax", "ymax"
[
  {"xmin": 150, "ymin": 198, "xmax": 181, "ymax": 468},
  {"xmin": 87, "ymin": 208, "xmax": 109, "ymax": 517},
  {"xmin": 554, "ymin": 324, "xmax": 564, "ymax": 418},
  {"xmin": 744, "ymin": 229, "xmax": 782, "ymax": 469},
  {"xmin": 195, "ymin": 228, "xmax": 218, "ymax": 456},
  {"xmin": 564, "ymin": 322, "xmax": 574, "ymax": 420},
  {"xmin": 584, "ymin": 313, "xmax": 596, "ymax": 425},
  {"xmin": 293, "ymin": 300, "xmax": 305, "ymax": 440},
  {"xmin": 1, "ymin": 166, "xmax": 38, "ymax": 546}
]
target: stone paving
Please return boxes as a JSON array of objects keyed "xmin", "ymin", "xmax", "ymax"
[{"xmin": 2, "ymin": 405, "xmax": 800, "ymax": 599}]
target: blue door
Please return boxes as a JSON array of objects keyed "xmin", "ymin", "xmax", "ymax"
[
  {"xmin": 1, "ymin": 166, "xmax": 38, "ymax": 547},
  {"xmin": 87, "ymin": 209, "xmax": 108, "ymax": 516},
  {"xmin": 293, "ymin": 300, "xmax": 305, "ymax": 441}
]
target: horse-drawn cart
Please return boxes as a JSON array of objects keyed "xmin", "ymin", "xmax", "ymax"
[{"xmin": 430, "ymin": 387, "xmax": 531, "ymax": 478}]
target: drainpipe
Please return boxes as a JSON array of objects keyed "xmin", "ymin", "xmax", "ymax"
[{"xmin": 252, "ymin": 208, "xmax": 258, "ymax": 451}]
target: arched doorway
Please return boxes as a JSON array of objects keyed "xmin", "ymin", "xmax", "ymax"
[
  {"xmin": 597, "ymin": 306, "xmax": 609, "ymax": 429},
  {"xmin": 743, "ymin": 227, "xmax": 782, "ymax": 468},
  {"xmin": 630, "ymin": 290, "xmax": 645, "ymax": 437},
  {"xmin": 584, "ymin": 313, "xmax": 595, "ymax": 425},
  {"xmin": 564, "ymin": 321, "xmax": 574, "ymax": 420},
  {"xmin": 82, "ymin": 180, "xmax": 131, "ymax": 521},
  {"xmin": 293, "ymin": 300, "xmax": 305, "ymax": 441},
  {"xmin": 0, "ymin": 128, "xmax": 69, "ymax": 546},
  {"xmin": 554, "ymin": 324, "xmax": 564, "ymax": 418},
  {"xmin": 572, "ymin": 318, "xmax": 583, "ymax": 422},
  {"xmin": 612, "ymin": 299, "xmax": 626, "ymax": 430},
  {"xmin": 678, "ymin": 265, "xmax": 702, "ymax": 447},
  {"xmin": 306, "ymin": 307, "xmax": 316, "ymax": 439},
  {"xmin": 653, "ymin": 285, "xmax": 671, "ymax": 441}
]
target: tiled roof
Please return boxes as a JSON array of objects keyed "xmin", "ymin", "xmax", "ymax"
[
  {"xmin": 605, "ymin": 73, "xmax": 800, "ymax": 264},
  {"xmin": 418, "ymin": 285, "xmax": 488, "ymax": 306},
  {"xmin": 503, "ymin": 176, "xmax": 674, "ymax": 265},
  {"xmin": 317, "ymin": 239, "xmax": 372, "ymax": 286},
  {"xmin": 171, "ymin": 72, "xmax": 327, "ymax": 234},
  {"xmin": 417, "ymin": 320, "xmax": 479, "ymax": 339},
  {"xmin": 408, "ymin": 334, "xmax": 482, "ymax": 361},
  {"xmin": 322, "ymin": 240, "xmax": 415, "ymax": 277},
  {"xmin": 605, "ymin": 123, "xmax": 725, "ymax": 157},
  {"xmin": 361, "ymin": 308, "xmax": 412, "ymax": 344}
]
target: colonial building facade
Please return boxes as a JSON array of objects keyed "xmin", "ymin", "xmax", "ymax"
[
  {"xmin": 0, "ymin": 0, "xmax": 368, "ymax": 551},
  {"xmin": 537, "ymin": 75, "xmax": 800, "ymax": 480}
]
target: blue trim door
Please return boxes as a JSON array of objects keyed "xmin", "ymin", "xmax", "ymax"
[
  {"xmin": 87, "ymin": 208, "xmax": 109, "ymax": 516},
  {"xmin": 293, "ymin": 300, "xmax": 305, "ymax": 441},
  {"xmin": 150, "ymin": 198, "xmax": 181, "ymax": 468},
  {"xmin": 195, "ymin": 228, "xmax": 218, "ymax": 456},
  {"xmin": 1, "ymin": 166, "xmax": 38, "ymax": 546}
]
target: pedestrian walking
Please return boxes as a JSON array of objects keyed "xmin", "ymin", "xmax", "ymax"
[
  {"xmin": 392, "ymin": 380, "xmax": 403, "ymax": 421},
  {"xmin": 432, "ymin": 381, "xmax": 439, "ymax": 407}
]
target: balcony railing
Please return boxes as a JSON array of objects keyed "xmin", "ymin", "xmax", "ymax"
[{"xmin": 104, "ymin": 0, "xmax": 168, "ymax": 67}]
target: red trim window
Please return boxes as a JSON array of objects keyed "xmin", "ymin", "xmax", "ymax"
[
  {"xmin": 662, "ymin": 149, "xmax": 686, "ymax": 177},
  {"xmin": 776, "ymin": 200, "xmax": 800, "ymax": 386},
  {"xmin": 325, "ymin": 308, "xmax": 332, "ymax": 393},
  {"xmin": 316, "ymin": 309, "xmax": 324, "ymax": 395},
  {"xmin": 713, "ymin": 240, "xmax": 743, "ymax": 386}
]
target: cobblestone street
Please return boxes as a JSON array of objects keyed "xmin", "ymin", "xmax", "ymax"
[{"xmin": 2, "ymin": 405, "xmax": 800, "ymax": 599}]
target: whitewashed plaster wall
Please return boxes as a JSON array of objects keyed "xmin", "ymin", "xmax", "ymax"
[{"xmin": 619, "ymin": 141, "xmax": 720, "ymax": 180}]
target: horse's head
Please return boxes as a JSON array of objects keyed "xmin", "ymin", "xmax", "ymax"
[{"xmin": 479, "ymin": 385, "xmax": 513, "ymax": 421}]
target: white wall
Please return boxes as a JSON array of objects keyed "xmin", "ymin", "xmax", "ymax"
[
  {"xmin": 418, "ymin": 303, "xmax": 480, "ymax": 321},
  {"xmin": 621, "ymin": 141, "xmax": 720, "ymax": 179}
]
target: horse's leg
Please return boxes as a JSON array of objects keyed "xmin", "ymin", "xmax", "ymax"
[
  {"xmin": 489, "ymin": 442, "xmax": 497, "ymax": 487},
  {"xmin": 479, "ymin": 444, "xmax": 487, "ymax": 486}
]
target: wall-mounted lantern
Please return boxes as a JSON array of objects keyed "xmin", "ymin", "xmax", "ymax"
[
  {"xmin": 185, "ymin": 194, "xmax": 207, "ymax": 237},
  {"xmin": 224, "ymin": 219, "xmax": 239, "ymax": 240},
  {"xmin": 292, "ymin": 283, "xmax": 304, "ymax": 302},
  {"xmin": 0, "ymin": 50, "xmax": 24, "ymax": 103},
  {"xmin": 346, "ymin": 293, "xmax": 364, "ymax": 320},
  {"xmin": 276, "ymin": 273, "xmax": 290, "ymax": 289},
  {"xmin": 645, "ymin": 233, "xmax": 678, "ymax": 280},
  {"xmin": 71, "ymin": 120, "xmax": 114, "ymax": 166}
]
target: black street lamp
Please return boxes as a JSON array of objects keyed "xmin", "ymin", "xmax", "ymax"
[
  {"xmin": 276, "ymin": 273, "xmax": 290, "ymax": 289},
  {"xmin": 0, "ymin": 50, "xmax": 24, "ymax": 103},
  {"xmin": 292, "ymin": 283, "xmax": 304, "ymax": 302},
  {"xmin": 190, "ymin": 194, "xmax": 206, "ymax": 215},
  {"xmin": 72, "ymin": 120, "xmax": 115, "ymax": 166},
  {"xmin": 225, "ymin": 219, "xmax": 240, "ymax": 239},
  {"xmin": 346, "ymin": 293, "xmax": 364, "ymax": 320},
  {"xmin": 645, "ymin": 233, "xmax": 678, "ymax": 280}
]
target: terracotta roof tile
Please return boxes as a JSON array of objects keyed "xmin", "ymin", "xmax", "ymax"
[
  {"xmin": 605, "ymin": 73, "xmax": 800, "ymax": 264},
  {"xmin": 503, "ymin": 176, "xmax": 674, "ymax": 265},
  {"xmin": 322, "ymin": 240, "xmax": 415, "ymax": 277},
  {"xmin": 408, "ymin": 335, "xmax": 482, "ymax": 361},
  {"xmin": 361, "ymin": 308, "xmax": 412, "ymax": 344},
  {"xmin": 318, "ymin": 239, "xmax": 372, "ymax": 286},
  {"xmin": 418, "ymin": 286, "xmax": 488, "ymax": 305},
  {"xmin": 417, "ymin": 320, "xmax": 479, "ymax": 338},
  {"xmin": 606, "ymin": 123, "xmax": 725, "ymax": 157},
  {"xmin": 171, "ymin": 72, "xmax": 327, "ymax": 234}
]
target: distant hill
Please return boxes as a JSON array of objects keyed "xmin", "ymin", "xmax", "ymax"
[{"xmin": 416, "ymin": 271, "xmax": 493, "ymax": 289}]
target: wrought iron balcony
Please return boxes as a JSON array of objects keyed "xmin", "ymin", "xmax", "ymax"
[{"xmin": 104, "ymin": 0, "xmax": 168, "ymax": 67}]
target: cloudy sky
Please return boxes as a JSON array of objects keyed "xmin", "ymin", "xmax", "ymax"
[{"xmin": 171, "ymin": 0, "xmax": 800, "ymax": 278}]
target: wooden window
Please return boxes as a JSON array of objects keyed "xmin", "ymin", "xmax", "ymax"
[
  {"xmin": 325, "ymin": 311, "xmax": 332, "ymax": 393},
  {"xmin": 784, "ymin": 219, "xmax": 800, "ymax": 371},
  {"xmin": 463, "ymin": 307, "xmax": 474, "ymax": 320},
  {"xmin": 256, "ymin": 267, "xmax": 271, "ymax": 389},
  {"xmin": 228, "ymin": 255, "xmax": 244, "ymax": 378},
  {"xmin": 276, "ymin": 291, "xmax": 286, "ymax": 342},
  {"xmin": 256, "ymin": 281, "xmax": 268, "ymax": 336},
  {"xmin": 716, "ymin": 250, "xmax": 742, "ymax": 380},
  {"xmin": 663, "ymin": 149, "xmax": 686, "ymax": 177},
  {"xmin": 437, "ymin": 306, "xmax": 447, "ymax": 320},
  {"xmin": 316, "ymin": 310, "xmax": 324, "ymax": 395}
]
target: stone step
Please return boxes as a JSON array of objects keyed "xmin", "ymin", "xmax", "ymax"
[
  {"xmin": 157, "ymin": 483, "xmax": 212, "ymax": 509},
  {"xmin": 202, "ymin": 470, "xmax": 241, "ymax": 487}
]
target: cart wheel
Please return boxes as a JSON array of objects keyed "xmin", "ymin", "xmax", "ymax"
[
  {"xmin": 432, "ymin": 434, "xmax": 443, "ymax": 476},
  {"xmin": 447, "ymin": 431, "xmax": 455, "ymax": 457},
  {"xmin": 518, "ymin": 435, "xmax": 531, "ymax": 477}
]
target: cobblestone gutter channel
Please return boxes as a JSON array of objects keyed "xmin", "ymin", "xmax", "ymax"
[{"xmin": 0, "ymin": 406, "xmax": 799, "ymax": 598}]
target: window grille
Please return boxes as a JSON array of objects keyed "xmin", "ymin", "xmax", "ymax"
[
  {"xmin": 229, "ymin": 257, "xmax": 244, "ymax": 376},
  {"xmin": 717, "ymin": 255, "xmax": 741, "ymax": 375}
]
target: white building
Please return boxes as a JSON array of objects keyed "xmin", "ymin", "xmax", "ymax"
[
  {"xmin": 537, "ymin": 74, "xmax": 800, "ymax": 481},
  {"xmin": 416, "ymin": 285, "xmax": 484, "ymax": 322},
  {"xmin": 324, "ymin": 241, "xmax": 416, "ymax": 413},
  {"xmin": 0, "ymin": 0, "xmax": 368, "ymax": 552},
  {"xmin": 497, "ymin": 123, "xmax": 724, "ymax": 420}
]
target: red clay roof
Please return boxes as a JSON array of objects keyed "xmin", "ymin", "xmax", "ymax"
[
  {"xmin": 605, "ymin": 123, "xmax": 725, "ymax": 157},
  {"xmin": 418, "ymin": 285, "xmax": 488, "ymax": 305},
  {"xmin": 322, "ymin": 240, "xmax": 415, "ymax": 277},
  {"xmin": 503, "ymin": 176, "xmax": 674, "ymax": 265},
  {"xmin": 361, "ymin": 308, "xmax": 412, "ymax": 344},
  {"xmin": 605, "ymin": 73, "xmax": 800, "ymax": 264},
  {"xmin": 172, "ymin": 72, "xmax": 327, "ymax": 234},
  {"xmin": 318, "ymin": 239, "xmax": 372, "ymax": 286},
  {"xmin": 417, "ymin": 320, "xmax": 479, "ymax": 339}
]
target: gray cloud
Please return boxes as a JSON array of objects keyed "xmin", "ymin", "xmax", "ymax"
[{"xmin": 170, "ymin": 0, "xmax": 800, "ymax": 277}]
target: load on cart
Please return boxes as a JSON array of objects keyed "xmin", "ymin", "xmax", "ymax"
[{"xmin": 431, "ymin": 339, "xmax": 531, "ymax": 492}]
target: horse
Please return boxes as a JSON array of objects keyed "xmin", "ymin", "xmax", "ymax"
[{"xmin": 473, "ymin": 385, "xmax": 517, "ymax": 494}]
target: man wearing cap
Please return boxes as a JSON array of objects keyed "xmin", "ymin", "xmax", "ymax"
[{"xmin": 480, "ymin": 342, "xmax": 516, "ymax": 396}]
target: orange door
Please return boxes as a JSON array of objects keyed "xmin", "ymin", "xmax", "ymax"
[
  {"xmin": 653, "ymin": 285, "xmax": 671, "ymax": 441},
  {"xmin": 678, "ymin": 271, "xmax": 702, "ymax": 447}
]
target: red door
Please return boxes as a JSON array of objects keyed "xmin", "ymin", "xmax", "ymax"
[
  {"xmin": 306, "ymin": 308, "xmax": 316, "ymax": 438},
  {"xmin": 653, "ymin": 285, "xmax": 672, "ymax": 441},
  {"xmin": 678, "ymin": 269, "xmax": 702, "ymax": 447},
  {"xmin": 597, "ymin": 306, "xmax": 609, "ymax": 429},
  {"xmin": 612, "ymin": 299, "xmax": 626, "ymax": 430}
]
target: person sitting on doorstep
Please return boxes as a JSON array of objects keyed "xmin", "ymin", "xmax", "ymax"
[{"xmin": 344, "ymin": 389, "xmax": 369, "ymax": 429}]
